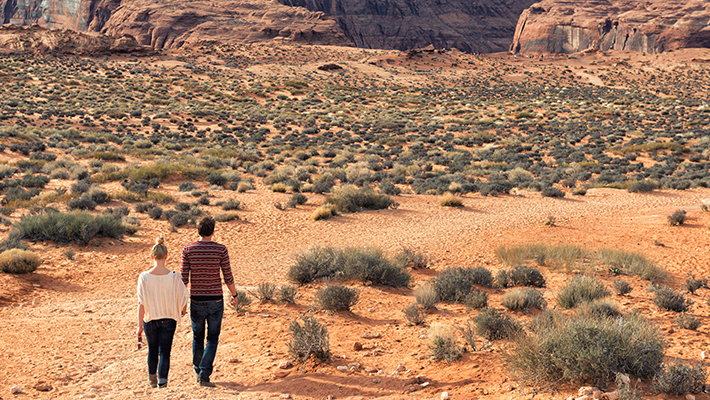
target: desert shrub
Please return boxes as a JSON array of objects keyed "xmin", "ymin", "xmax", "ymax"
[
  {"xmin": 668, "ymin": 210, "xmax": 687, "ymax": 226},
  {"xmin": 0, "ymin": 249, "xmax": 41, "ymax": 273},
  {"xmin": 507, "ymin": 310, "xmax": 664, "ymax": 384},
  {"xmin": 0, "ymin": 233, "xmax": 28, "ymax": 252},
  {"xmin": 597, "ymin": 248, "xmax": 665, "ymax": 281},
  {"xmin": 685, "ymin": 275, "xmax": 707, "ymax": 294},
  {"xmin": 573, "ymin": 299, "xmax": 623, "ymax": 320},
  {"xmin": 653, "ymin": 360, "xmax": 707, "ymax": 395},
  {"xmin": 277, "ymin": 285, "xmax": 298, "ymax": 304},
  {"xmin": 253, "ymin": 281, "xmax": 276, "ymax": 301},
  {"xmin": 214, "ymin": 212, "xmax": 240, "ymax": 222},
  {"xmin": 340, "ymin": 247, "xmax": 410, "ymax": 288},
  {"xmin": 572, "ymin": 186, "xmax": 587, "ymax": 196},
  {"xmin": 496, "ymin": 243, "xmax": 583, "ymax": 271},
  {"xmin": 147, "ymin": 206, "xmax": 163, "ymax": 219},
  {"xmin": 134, "ymin": 202, "xmax": 154, "ymax": 213},
  {"xmin": 271, "ymin": 183, "xmax": 287, "ymax": 193},
  {"xmin": 465, "ymin": 289, "xmax": 488, "ymax": 310},
  {"xmin": 393, "ymin": 247, "xmax": 430, "ymax": 269},
  {"xmin": 380, "ymin": 180, "xmax": 401, "ymax": 196},
  {"xmin": 146, "ymin": 192, "xmax": 173, "ymax": 204},
  {"xmin": 496, "ymin": 265, "xmax": 545, "ymax": 288},
  {"xmin": 502, "ymin": 288, "xmax": 547, "ymax": 311},
  {"xmin": 113, "ymin": 190, "xmax": 143, "ymax": 202},
  {"xmin": 312, "ymin": 204, "xmax": 337, "ymax": 221},
  {"xmin": 458, "ymin": 320, "xmax": 479, "ymax": 351},
  {"xmin": 287, "ymin": 193, "xmax": 308, "ymax": 208},
  {"xmin": 557, "ymin": 275, "xmax": 610, "ymax": 309},
  {"xmin": 198, "ymin": 195, "xmax": 210, "ymax": 206},
  {"xmin": 626, "ymin": 179, "xmax": 658, "ymax": 193},
  {"xmin": 175, "ymin": 202, "xmax": 191, "ymax": 212},
  {"xmin": 315, "ymin": 284, "xmax": 359, "ymax": 311},
  {"xmin": 414, "ymin": 285, "xmax": 439, "ymax": 310},
  {"xmin": 429, "ymin": 324, "xmax": 463, "ymax": 363},
  {"xmin": 11, "ymin": 211, "xmax": 126, "ymax": 244},
  {"xmin": 206, "ymin": 172, "xmax": 227, "ymax": 186},
  {"xmin": 541, "ymin": 186, "xmax": 565, "ymax": 198},
  {"xmin": 87, "ymin": 187, "xmax": 108, "ymax": 205},
  {"xmin": 288, "ymin": 315, "xmax": 330, "ymax": 363},
  {"xmin": 169, "ymin": 212, "xmax": 190, "ymax": 227},
  {"xmin": 287, "ymin": 246, "xmax": 342, "ymax": 285},
  {"xmin": 179, "ymin": 182, "xmax": 198, "ymax": 192},
  {"xmin": 324, "ymin": 185, "xmax": 395, "ymax": 213},
  {"xmin": 653, "ymin": 285, "xmax": 692, "ymax": 312},
  {"xmin": 232, "ymin": 290, "xmax": 252, "ymax": 313},
  {"xmin": 614, "ymin": 279, "xmax": 633, "ymax": 295},
  {"xmin": 474, "ymin": 308, "xmax": 522, "ymax": 341},
  {"xmin": 221, "ymin": 199, "xmax": 241, "ymax": 210},
  {"xmin": 236, "ymin": 181, "xmax": 252, "ymax": 192},
  {"xmin": 675, "ymin": 313, "xmax": 701, "ymax": 330},
  {"xmin": 433, "ymin": 266, "xmax": 494, "ymax": 303},
  {"xmin": 68, "ymin": 194, "xmax": 97, "ymax": 210},
  {"xmin": 439, "ymin": 192, "xmax": 463, "ymax": 207},
  {"xmin": 402, "ymin": 303, "xmax": 426, "ymax": 326}
]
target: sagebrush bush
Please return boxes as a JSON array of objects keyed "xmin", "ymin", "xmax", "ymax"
[
  {"xmin": 496, "ymin": 265, "xmax": 545, "ymax": 288},
  {"xmin": 653, "ymin": 360, "xmax": 707, "ymax": 395},
  {"xmin": 312, "ymin": 204, "xmax": 337, "ymax": 221},
  {"xmin": 287, "ymin": 246, "xmax": 342, "ymax": 285},
  {"xmin": 439, "ymin": 192, "xmax": 463, "ymax": 207},
  {"xmin": 458, "ymin": 320, "xmax": 479, "ymax": 351},
  {"xmin": 414, "ymin": 285, "xmax": 439, "ymax": 310},
  {"xmin": 0, "ymin": 249, "xmax": 41, "ymax": 273},
  {"xmin": 653, "ymin": 285, "xmax": 692, "ymax": 312},
  {"xmin": 278, "ymin": 285, "xmax": 298, "ymax": 304},
  {"xmin": 324, "ymin": 185, "xmax": 395, "ymax": 213},
  {"xmin": 573, "ymin": 299, "xmax": 623, "ymax": 320},
  {"xmin": 465, "ymin": 289, "xmax": 488, "ymax": 310},
  {"xmin": 232, "ymin": 290, "xmax": 251, "ymax": 313},
  {"xmin": 596, "ymin": 248, "xmax": 665, "ymax": 281},
  {"xmin": 340, "ymin": 247, "xmax": 410, "ymax": 287},
  {"xmin": 12, "ymin": 211, "xmax": 126, "ymax": 244},
  {"xmin": 508, "ymin": 310, "xmax": 664, "ymax": 384},
  {"xmin": 253, "ymin": 281, "xmax": 276, "ymax": 301},
  {"xmin": 315, "ymin": 284, "xmax": 359, "ymax": 311},
  {"xmin": 502, "ymin": 288, "xmax": 547, "ymax": 311},
  {"xmin": 433, "ymin": 266, "xmax": 494, "ymax": 303},
  {"xmin": 429, "ymin": 324, "xmax": 463, "ymax": 363},
  {"xmin": 214, "ymin": 212, "xmax": 240, "ymax": 222},
  {"xmin": 556, "ymin": 275, "xmax": 610, "ymax": 309},
  {"xmin": 402, "ymin": 303, "xmax": 426, "ymax": 326},
  {"xmin": 541, "ymin": 186, "xmax": 565, "ymax": 198},
  {"xmin": 474, "ymin": 308, "xmax": 522, "ymax": 341},
  {"xmin": 685, "ymin": 275, "xmax": 707, "ymax": 294},
  {"xmin": 179, "ymin": 182, "xmax": 198, "ymax": 192},
  {"xmin": 221, "ymin": 199, "xmax": 241, "ymax": 210},
  {"xmin": 147, "ymin": 206, "xmax": 163, "ymax": 220},
  {"xmin": 614, "ymin": 279, "xmax": 633, "ymax": 295},
  {"xmin": 288, "ymin": 315, "xmax": 330, "ymax": 363},
  {"xmin": 394, "ymin": 247, "xmax": 430, "ymax": 269},
  {"xmin": 668, "ymin": 210, "xmax": 687, "ymax": 226},
  {"xmin": 68, "ymin": 194, "xmax": 97, "ymax": 210},
  {"xmin": 626, "ymin": 179, "xmax": 658, "ymax": 193},
  {"xmin": 675, "ymin": 313, "xmax": 701, "ymax": 330}
]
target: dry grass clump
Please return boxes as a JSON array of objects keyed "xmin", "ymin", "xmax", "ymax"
[
  {"xmin": 414, "ymin": 285, "xmax": 438, "ymax": 310},
  {"xmin": 0, "ymin": 249, "xmax": 41, "ymax": 274},
  {"xmin": 214, "ymin": 212, "xmax": 240, "ymax": 222},
  {"xmin": 675, "ymin": 313, "xmax": 701, "ymax": 330},
  {"xmin": 507, "ymin": 310, "xmax": 664, "ymax": 385},
  {"xmin": 277, "ymin": 285, "xmax": 298, "ymax": 304},
  {"xmin": 653, "ymin": 360, "xmax": 707, "ymax": 395},
  {"xmin": 312, "ymin": 204, "xmax": 338, "ymax": 221},
  {"xmin": 502, "ymin": 288, "xmax": 547, "ymax": 311},
  {"xmin": 252, "ymin": 281, "xmax": 276, "ymax": 301},
  {"xmin": 439, "ymin": 192, "xmax": 463, "ymax": 207},
  {"xmin": 496, "ymin": 243, "xmax": 584, "ymax": 271},
  {"xmin": 288, "ymin": 315, "xmax": 330, "ymax": 363},
  {"xmin": 315, "ymin": 283, "xmax": 359, "ymax": 311},
  {"xmin": 394, "ymin": 247, "xmax": 430, "ymax": 269},
  {"xmin": 652, "ymin": 285, "xmax": 693, "ymax": 312},
  {"xmin": 432, "ymin": 266, "xmax": 494, "ymax": 303},
  {"xmin": 402, "ymin": 303, "xmax": 426, "ymax": 326},
  {"xmin": 556, "ymin": 275, "xmax": 610, "ymax": 309},
  {"xmin": 324, "ymin": 185, "xmax": 396, "ymax": 213},
  {"xmin": 495, "ymin": 265, "xmax": 546, "ymax": 288},
  {"xmin": 613, "ymin": 279, "xmax": 633, "ymax": 295},
  {"xmin": 429, "ymin": 323, "xmax": 462, "ymax": 363},
  {"xmin": 473, "ymin": 308, "xmax": 522, "ymax": 341},
  {"xmin": 596, "ymin": 248, "xmax": 665, "ymax": 281}
]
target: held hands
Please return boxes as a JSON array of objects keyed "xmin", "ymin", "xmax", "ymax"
[{"xmin": 181, "ymin": 305, "xmax": 187, "ymax": 317}]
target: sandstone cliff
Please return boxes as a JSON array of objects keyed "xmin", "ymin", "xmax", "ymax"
[
  {"xmin": 0, "ymin": 24, "xmax": 145, "ymax": 54},
  {"xmin": 276, "ymin": 0, "xmax": 537, "ymax": 53},
  {"xmin": 511, "ymin": 0, "xmax": 710, "ymax": 54},
  {"xmin": 0, "ymin": 0, "xmax": 352, "ymax": 48}
]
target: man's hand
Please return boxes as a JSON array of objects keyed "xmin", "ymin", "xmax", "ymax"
[{"xmin": 229, "ymin": 294, "xmax": 238, "ymax": 307}]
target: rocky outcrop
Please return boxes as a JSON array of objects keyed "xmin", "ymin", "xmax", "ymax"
[
  {"xmin": 511, "ymin": 0, "xmax": 710, "ymax": 54},
  {"xmin": 0, "ymin": 0, "xmax": 352, "ymax": 48},
  {"xmin": 0, "ymin": 24, "xmax": 146, "ymax": 54},
  {"xmin": 276, "ymin": 0, "xmax": 538, "ymax": 53}
]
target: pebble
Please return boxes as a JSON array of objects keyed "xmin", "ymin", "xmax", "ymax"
[
  {"xmin": 353, "ymin": 342, "xmax": 363, "ymax": 351},
  {"xmin": 11, "ymin": 386, "xmax": 23, "ymax": 394},
  {"xmin": 686, "ymin": 395, "xmax": 696, "ymax": 400},
  {"xmin": 364, "ymin": 366, "xmax": 378, "ymax": 374},
  {"xmin": 393, "ymin": 363, "xmax": 405, "ymax": 373},
  {"xmin": 701, "ymin": 351, "xmax": 708, "ymax": 360},
  {"xmin": 280, "ymin": 394, "xmax": 291, "ymax": 399},
  {"xmin": 441, "ymin": 392, "xmax": 449, "ymax": 399},
  {"xmin": 228, "ymin": 357, "xmax": 239, "ymax": 363},
  {"xmin": 337, "ymin": 366, "xmax": 348, "ymax": 372},
  {"xmin": 278, "ymin": 360, "xmax": 292, "ymax": 369}
]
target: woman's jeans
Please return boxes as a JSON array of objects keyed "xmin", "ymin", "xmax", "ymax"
[
  {"xmin": 190, "ymin": 299, "xmax": 224, "ymax": 382},
  {"xmin": 143, "ymin": 318, "xmax": 177, "ymax": 385}
]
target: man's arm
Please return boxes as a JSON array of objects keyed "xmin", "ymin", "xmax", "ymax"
[
  {"xmin": 180, "ymin": 246, "xmax": 190, "ymax": 287},
  {"xmin": 221, "ymin": 247, "xmax": 237, "ymax": 305}
]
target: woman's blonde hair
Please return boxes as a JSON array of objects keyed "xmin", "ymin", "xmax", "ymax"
[{"xmin": 151, "ymin": 236, "xmax": 168, "ymax": 260}]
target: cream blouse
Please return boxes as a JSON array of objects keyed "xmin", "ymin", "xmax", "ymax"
[{"xmin": 137, "ymin": 271, "xmax": 189, "ymax": 323}]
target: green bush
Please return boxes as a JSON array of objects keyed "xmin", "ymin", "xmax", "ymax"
[
  {"xmin": 668, "ymin": 210, "xmax": 687, "ymax": 226},
  {"xmin": 496, "ymin": 265, "xmax": 545, "ymax": 288},
  {"xmin": 253, "ymin": 281, "xmax": 276, "ymax": 301},
  {"xmin": 433, "ymin": 266, "xmax": 494, "ymax": 303},
  {"xmin": 653, "ymin": 285, "xmax": 692, "ymax": 312},
  {"xmin": 11, "ymin": 211, "xmax": 126, "ymax": 245},
  {"xmin": 653, "ymin": 360, "xmax": 706, "ymax": 395},
  {"xmin": 0, "ymin": 249, "xmax": 41, "ymax": 273},
  {"xmin": 626, "ymin": 179, "xmax": 658, "ymax": 193},
  {"xmin": 507, "ymin": 310, "xmax": 664, "ymax": 384},
  {"xmin": 147, "ymin": 206, "xmax": 163, "ymax": 220},
  {"xmin": 474, "ymin": 308, "xmax": 522, "ymax": 341},
  {"xmin": 429, "ymin": 324, "xmax": 463, "ymax": 363},
  {"xmin": 68, "ymin": 194, "xmax": 97, "ymax": 210},
  {"xmin": 288, "ymin": 315, "xmax": 330, "ymax": 363},
  {"xmin": 541, "ymin": 186, "xmax": 565, "ymax": 198},
  {"xmin": 340, "ymin": 247, "xmax": 410, "ymax": 288},
  {"xmin": 675, "ymin": 313, "xmax": 701, "ymax": 330},
  {"xmin": 287, "ymin": 246, "xmax": 342, "ymax": 285},
  {"xmin": 402, "ymin": 303, "xmax": 426, "ymax": 326},
  {"xmin": 414, "ymin": 285, "xmax": 438, "ymax": 310},
  {"xmin": 573, "ymin": 299, "xmax": 623, "ymax": 320},
  {"xmin": 221, "ymin": 199, "xmax": 241, "ymax": 210},
  {"xmin": 315, "ymin": 284, "xmax": 359, "ymax": 311},
  {"xmin": 464, "ymin": 289, "xmax": 488, "ymax": 310},
  {"xmin": 277, "ymin": 285, "xmax": 298, "ymax": 304},
  {"xmin": 502, "ymin": 288, "xmax": 547, "ymax": 311},
  {"xmin": 557, "ymin": 275, "xmax": 610, "ymax": 309},
  {"xmin": 596, "ymin": 248, "xmax": 665, "ymax": 281},
  {"xmin": 324, "ymin": 185, "xmax": 395, "ymax": 213},
  {"xmin": 393, "ymin": 247, "xmax": 430, "ymax": 269}
]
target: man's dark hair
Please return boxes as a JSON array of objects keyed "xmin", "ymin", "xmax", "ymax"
[{"xmin": 197, "ymin": 216, "xmax": 215, "ymax": 237}]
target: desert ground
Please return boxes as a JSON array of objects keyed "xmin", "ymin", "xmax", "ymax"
[{"xmin": 0, "ymin": 43, "xmax": 710, "ymax": 399}]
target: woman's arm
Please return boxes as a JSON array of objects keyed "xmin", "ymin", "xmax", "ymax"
[{"xmin": 136, "ymin": 303, "xmax": 145, "ymax": 339}]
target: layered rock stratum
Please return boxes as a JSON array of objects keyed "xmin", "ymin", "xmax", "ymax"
[
  {"xmin": 511, "ymin": 0, "xmax": 710, "ymax": 54},
  {"xmin": 0, "ymin": 0, "xmax": 352, "ymax": 48},
  {"xmin": 0, "ymin": 24, "xmax": 145, "ymax": 54}
]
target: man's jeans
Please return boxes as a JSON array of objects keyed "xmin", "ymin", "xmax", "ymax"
[
  {"xmin": 143, "ymin": 318, "xmax": 177, "ymax": 385},
  {"xmin": 190, "ymin": 299, "xmax": 224, "ymax": 382}
]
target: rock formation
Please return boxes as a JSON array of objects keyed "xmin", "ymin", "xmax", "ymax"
[
  {"xmin": 511, "ymin": 0, "xmax": 710, "ymax": 54},
  {"xmin": 0, "ymin": 24, "xmax": 146, "ymax": 54},
  {"xmin": 0, "ymin": 0, "xmax": 352, "ymax": 49},
  {"xmin": 276, "ymin": 0, "xmax": 538, "ymax": 53}
]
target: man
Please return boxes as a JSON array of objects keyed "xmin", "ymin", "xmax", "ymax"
[{"xmin": 181, "ymin": 216, "xmax": 238, "ymax": 387}]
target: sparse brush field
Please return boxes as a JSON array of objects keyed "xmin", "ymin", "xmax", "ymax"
[{"xmin": 0, "ymin": 45, "xmax": 710, "ymax": 400}]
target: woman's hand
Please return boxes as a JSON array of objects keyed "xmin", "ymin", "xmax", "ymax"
[
  {"xmin": 136, "ymin": 326, "xmax": 143, "ymax": 340},
  {"xmin": 181, "ymin": 305, "xmax": 187, "ymax": 317}
]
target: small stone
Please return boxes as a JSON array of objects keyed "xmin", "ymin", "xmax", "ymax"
[
  {"xmin": 353, "ymin": 342, "xmax": 363, "ymax": 351},
  {"xmin": 686, "ymin": 395, "xmax": 696, "ymax": 400},
  {"xmin": 616, "ymin": 374, "xmax": 630, "ymax": 386},
  {"xmin": 11, "ymin": 386, "xmax": 23, "ymax": 394},
  {"xmin": 280, "ymin": 394, "xmax": 291, "ymax": 399},
  {"xmin": 35, "ymin": 384, "xmax": 52, "ymax": 392},
  {"xmin": 576, "ymin": 396, "xmax": 590, "ymax": 400},
  {"xmin": 228, "ymin": 357, "xmax": 239, "ymax": 363},
  {"xmin": 406, "ymin": 385, "xmax": 419, "ymax": 392},
  {"xmin": 604, "ymin": 391, "xmax": 618, "ymax": 400},
  {"xmin": 364, "ymin": 366, "xmax": 378, "ymax": 374},
  {"xmin": 274, "ymin": 370, "xmax": 291, "ymax": 379},
  {"xmin": 360, "ymin": 332, "xmax": 381, "ymax": 339},
  {"xmin": 394, "ymin": 363, "xmax": 405, "ymax": 373},
  {"xmin": 701, "ymin": 351, "xmax": 708, "ymax": 360},
  {"xmin": 347, "ymin": 362, "xmax": 361, "ymax": 371},
  {"xmin": 278, "ymin": 360, "xmax": 292, "ymax": 369},
  {"xmin": 337, "ymin": 366, "xmax": 348, "ymax": 372},
  {"xmin": 421, "ymin": 382, "xmax": 430, "ymax": 387},
  {"xmin": 578, "ymin": 387, "xmax": 594, "ymax": 397},
  {"xmin": 441, "ymin": 392, "xmax": 449, "ymax": 399}
]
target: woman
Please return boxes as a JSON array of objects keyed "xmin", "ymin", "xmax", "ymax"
[{"xmin": 136, "ymin": 237, "xmax": 188, "ymax": 388}]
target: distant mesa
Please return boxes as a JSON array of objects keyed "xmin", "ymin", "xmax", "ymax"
[{"xmin": 511, "ymin": 0, "xmax": 710, "ymax": 54}]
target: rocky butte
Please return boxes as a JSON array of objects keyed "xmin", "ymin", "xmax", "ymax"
[
  {"xmin": 0, "ymin": 0, "xmax": 538, "ymax": 52},
  {"xmin": 511, "ymin": 0, "xmax": 710, "ymax": 54}
]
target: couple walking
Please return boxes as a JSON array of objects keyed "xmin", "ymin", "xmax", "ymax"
[{"xmin": 135, "ymin": 216, "xmax": 238, "ymax": 388}]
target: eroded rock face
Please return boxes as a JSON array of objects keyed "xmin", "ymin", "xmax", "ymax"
[
  {"xmin": 0, "ymin": 0, "xmax": 352, "ymax": 48},
  {"xmin": 511, "ymin": 0, "xmax": 710, "ymax": 54},
  {"xmin": 0, "ymin": 24, "xmax": 146, "ymax": 54},
  {"xmin": 276, "ymin": 0, "xmax": 538, "ymax": 52}
]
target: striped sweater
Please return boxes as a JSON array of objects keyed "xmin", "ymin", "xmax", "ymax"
[{"xmin": 180, "ymin": 240, "xmax": 234, "ymax": 300}]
